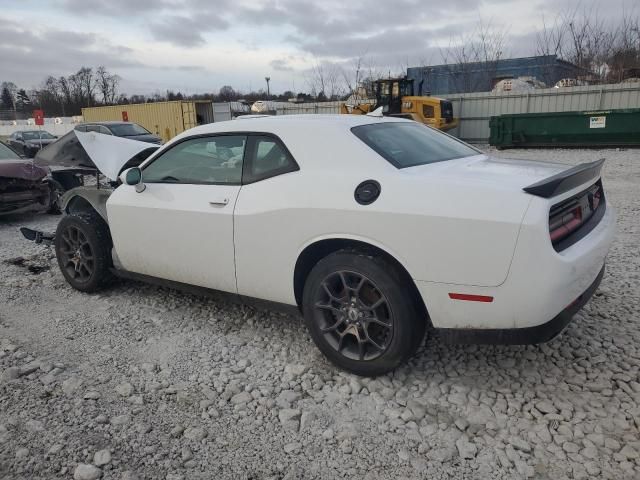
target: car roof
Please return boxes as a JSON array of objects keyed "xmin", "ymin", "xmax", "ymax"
[
  {"xmin": 177, "ymin": 114, "xmax": 409, "ymax": 139},
  {"xmin": 80, "ymin": 121, "xmax": 136, "ymax": 126}
]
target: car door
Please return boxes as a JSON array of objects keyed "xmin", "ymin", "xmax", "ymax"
[
  {"xmin": 234, "ymin": 134, "xmax": 300, "ymax": 303},
  {"xmin": 107, "ymin": 134, "xmax": 247, "ymax": 293}
]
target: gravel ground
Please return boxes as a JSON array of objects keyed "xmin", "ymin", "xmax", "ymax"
[{"xmin": 1, "ymin": 147, "xmax": 639, "ymax": 480}]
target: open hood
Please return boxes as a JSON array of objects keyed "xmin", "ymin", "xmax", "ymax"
[{"xmin": 35, "ymin": 130, "xmax": 159, "ymax": 181}]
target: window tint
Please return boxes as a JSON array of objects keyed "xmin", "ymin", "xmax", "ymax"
[
  {"xmin": 255, "ymin": 137, "xmax": 294, "ymax": 173},
  {"xmin": 351, "ymin": 122, "xmax": 479, "ymax": 169},
  {"xmin": 422, "ymin": 105, "xmax": 435, "ymax": 118},
  {"xmin": 98, "ymin": 126, "xmax": 111, "ymax": 135},
  {"xmin": 142, "ymin": 135, "xmax": 246, "ymax": 185},
  {"xmin": 0, "ymin": 142, "xmax": 20, "ymax": 159},
  {"xmin": 243, "ymin": 136, "xmax": 297, "ymax": 183},
  {"xmin": 75, "ymin": 125, "xmax": 87, "ymax": 132},
  {"xmin": 85, "ymin": 125, "xmax": 101, "ymax": 133},
  {"xmin": 22, "ymin": 131, "xmax": 55, "ymax": 140}
]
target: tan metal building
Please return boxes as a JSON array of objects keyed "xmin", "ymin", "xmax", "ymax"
[{"xmin": 81, "ymin": 101, "xmax": 214, "ymax": 142}]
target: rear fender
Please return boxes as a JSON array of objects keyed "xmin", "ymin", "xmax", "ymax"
[{"xmin": 60, "ymin": 187, "xmax": 113, "ymax": 223}]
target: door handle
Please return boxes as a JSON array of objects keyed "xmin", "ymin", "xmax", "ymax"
[{"xmin": 209, "ymin": 198, "xmax": 229, "ymax": 206}]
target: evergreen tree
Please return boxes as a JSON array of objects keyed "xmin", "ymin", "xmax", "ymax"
[{"xmin": 1, "ymin": 86, "xmax": 14, "ymax": 110}]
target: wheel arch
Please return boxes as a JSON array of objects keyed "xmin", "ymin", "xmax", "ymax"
[
  {"xmin": 60, "ymin": 187, "xmax": 112, "ymax": 223},
  {"xmin": 293, "ymin": 237, "xmax": 432, "ymax": 328}
]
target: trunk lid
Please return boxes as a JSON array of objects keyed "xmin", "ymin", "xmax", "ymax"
[{"xmin": 410, "ymin": 154, "xmax": 570, "ymax": 191}]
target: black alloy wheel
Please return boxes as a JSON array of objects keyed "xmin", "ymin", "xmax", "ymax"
[
  {"xmin": 302, "ymin": 250, "xmax": 425, "ymax": 376},
  {"xmin": 54, "ymin": 211, "xmax": 114, "ymax": 292},
  {"xmin": 58, "ymin": 224, "xmax": 95, "ymax": 284},
  {"xmin": 313, "ymin": 270, "xmax": 393, "ymax": 361}
]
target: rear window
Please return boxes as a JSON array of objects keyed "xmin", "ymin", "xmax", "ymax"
[
  {"xmin": 351, "ymin": 122, "xmax": 479, "ymax": 168},
  {"xmin": 109, "ymin": 123, "xmax": 151, "ymax": 136}
]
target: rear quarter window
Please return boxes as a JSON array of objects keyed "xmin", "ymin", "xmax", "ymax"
[{"xmin": 352, "ymin": 122, "xmax": 479, "ymax": 168}]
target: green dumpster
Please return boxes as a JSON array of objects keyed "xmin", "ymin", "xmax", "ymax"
[{"xmin": 489, "ymin": 108, "xmax": 640, "ymax": 148}]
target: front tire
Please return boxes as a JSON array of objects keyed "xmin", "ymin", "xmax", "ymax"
[
  {"xmin": 302, "ymin": 250, "xmax": 425, "ymax": 376},
  {"xmin": 54, "ymin": 212, "xmax": 114, "ymax": 292}
]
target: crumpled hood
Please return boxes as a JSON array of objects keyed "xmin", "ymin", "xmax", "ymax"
[
  {"xmin": 35, "ymin": 130, "xmax": 159, "ymax": 181},
  {"xmin": 0, "ymin": 159, "xmax": 48, "ymax": 181}
]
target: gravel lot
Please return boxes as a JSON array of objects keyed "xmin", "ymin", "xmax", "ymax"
[{"xmin": 1, "ymin": 147, "xmax": 639, "ymax": 480}]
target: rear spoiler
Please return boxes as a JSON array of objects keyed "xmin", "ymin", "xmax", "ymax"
[{"xmin": 523, "ymin": 158, "xmax": 605, "ymax": 198}]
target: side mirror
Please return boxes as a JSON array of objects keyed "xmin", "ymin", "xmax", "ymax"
[{"xmin": 122, "ymin": 167, "xmax": 146, "ymax": 193}]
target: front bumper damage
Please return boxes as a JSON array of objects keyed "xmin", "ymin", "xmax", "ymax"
[{"xmin": 0, "ymin": 177, "xmax": 52, "ymax": 215}]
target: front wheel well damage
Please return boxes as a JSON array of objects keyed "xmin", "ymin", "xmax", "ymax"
[
  {"xmin": 293, "ymin": 238, "xmax": 432, "ymax": 328},
  {"xmin": 61, "ymin": 188, "xmax": 112, "ymax": 223},
  {"xmin": 65, "ymin": 195, "xmax": 94, "ymax": 215}
]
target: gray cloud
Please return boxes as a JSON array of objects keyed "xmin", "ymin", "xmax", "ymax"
[
  {"xmin": 148, "ymin": 16, "xmax": 208, "ymax": 47},
  {"xmin": 0, "ymin": 17, "xmax": 141, "ymax": 88},
  {"xmin": 58, "ymin": 0, "xmax": 176, "ymax": 16},
  {"xmin": 270, "ymin": 59, "xmax": 294, "ymax": 72}
]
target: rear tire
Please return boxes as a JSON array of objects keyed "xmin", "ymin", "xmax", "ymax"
[
  {"xmin": 302, "ymin": 250, "xmax": 425, "ymax": 376},
  {"xmin": 54, "ymin": 211, "xmax": 114, "ymax": 292}
]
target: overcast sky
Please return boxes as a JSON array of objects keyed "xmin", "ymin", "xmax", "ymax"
[{"xmin": 0, "ymin": 0, "xmax": 632, "ymax": 95}]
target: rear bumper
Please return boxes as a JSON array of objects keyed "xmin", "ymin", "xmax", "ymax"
[
  {"xmin": 436, "ymin": 264, "xmax": 604, "ymax": 344},
  {"xmin": 415, "ymin": 202, "xmax": 615, "ymax": 333}
]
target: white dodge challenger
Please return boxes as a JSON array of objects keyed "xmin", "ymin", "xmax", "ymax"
[{"xmin": 41, "ymin": 114, "xmax": 615, "ymax": 376}]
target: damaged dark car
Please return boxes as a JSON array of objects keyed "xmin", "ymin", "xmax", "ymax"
[{"xmin": 0, "ymin": 141, "xmax": 58, "ymax": 216}]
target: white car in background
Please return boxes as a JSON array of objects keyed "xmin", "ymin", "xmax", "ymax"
[{"xmin": 39, "ymin": 114, "xmax": 615, "ymax": 376}]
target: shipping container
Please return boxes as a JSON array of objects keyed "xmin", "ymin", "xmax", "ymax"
[
  {"xmin": 489, "ymin": 108, "xmax": 640, "ymax": 148},
  {"xmin": 81, "ymin": 101, "xmax": 214, "ymax": 142}
]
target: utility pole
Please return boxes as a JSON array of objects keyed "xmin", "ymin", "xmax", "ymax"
[{"xmin": 265, "ymin": 77, "xmax": 271, "ymax": 98}]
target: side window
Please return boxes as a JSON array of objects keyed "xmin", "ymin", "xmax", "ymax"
[
  {"xmin": 244, "ymin": 135, "xmax": 298, "ymax": 183},
  {"xmin": 98, "ymin": 126, "xmax": 112, "ymax": 135},
  {"xmin": 142, "ymin": 135, "xmax": 246, "ymax": 185},
  {"xmin": 75, "ymin": 125, "xmax": 87, "ymax": 132},
  {"xmin": 85, "ymin": 125, "xmax": 100, "ymax": 132},
  {"xmin": 423, "ymin": 105, "xmax": 435, "ymax": 118}
]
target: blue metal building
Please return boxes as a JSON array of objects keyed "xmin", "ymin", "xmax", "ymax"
[{"xmin": 406, "ymin": 55, "xmax": 586, "ymax": 95}]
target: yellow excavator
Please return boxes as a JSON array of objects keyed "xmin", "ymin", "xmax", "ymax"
[{"xmin": 340, "ymin": 77, "xmax": 458, "ymax": 131}]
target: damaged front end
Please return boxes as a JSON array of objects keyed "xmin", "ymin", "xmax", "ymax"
[
  {"xmin": 21, "ymin": 130, "xmax": 159, "ymax": 245},
  {"xmin": 0, "ymin": 161, "xmax": 53, "ymax": 216},
  {"xmin": 35, "ymin": 130, "xmax": 159, "ymax": 182}
]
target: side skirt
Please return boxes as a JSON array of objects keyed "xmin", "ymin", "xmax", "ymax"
[{"xmin": 110, "ymin": 268, "xmax": 302, "ymax": 318}]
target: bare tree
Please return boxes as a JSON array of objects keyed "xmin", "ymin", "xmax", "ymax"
[
  {"xmin": 305, "ymin": 58, "xmax": 346, "ymax": 100},
  {"xmin": 76, "ymin": 67, "xmax": 96, "ymax": 106},
  {"xmin": 439, "ymin": 18, "xmax": 508, "ymax": 93},
  {"xmin": 96, "ymin": 66, "xmax": 120, "ymax": 104},
  {"xmin": 535, "ymin": 5, "xmax": 639, "ymax": 84}
]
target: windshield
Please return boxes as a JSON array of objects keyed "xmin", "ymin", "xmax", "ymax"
[
  {"xmin": 22, "ymin": 131, "xmax": 56, "ymax": 140},
  {"xmin": 0, "ymin": 142, "xmax": 21, "ymax": 159},
  {"xmin": 352, "ymin": 122, "xmax": 480, "ymax": 168},
  {"xmin": 109, "ymin": 123, "xmax": 151, "ymax": 136}
]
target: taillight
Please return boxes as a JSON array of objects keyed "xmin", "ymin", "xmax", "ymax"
[
  {"xmin": 549, "ymin": 181, "xmax": 604, "ymax": 250},
  {"xmin": 591, "ymin": 188, "xmax": 601, "ymax": 210},
  {"xmin": 550, "ymin": 205, "xmax": 583, "ymax": 242}
]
